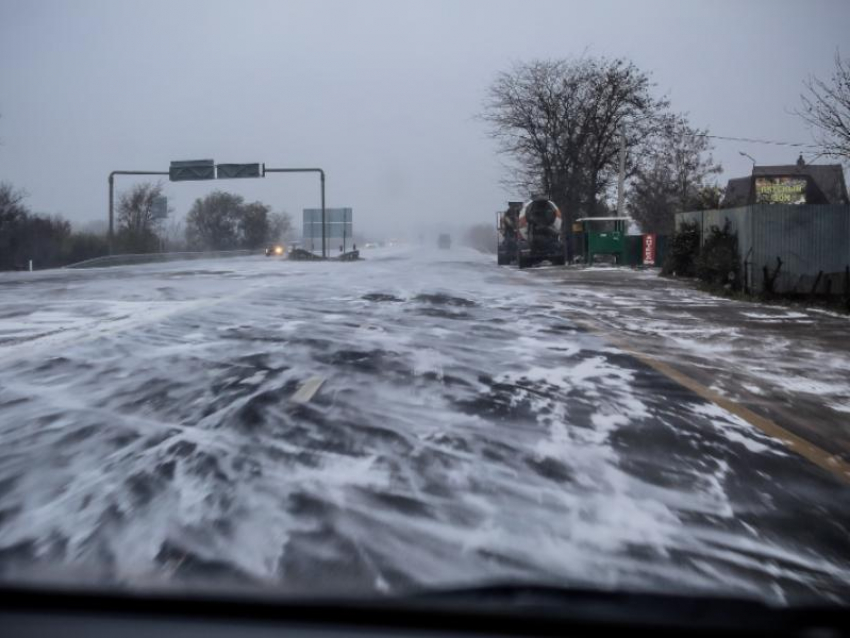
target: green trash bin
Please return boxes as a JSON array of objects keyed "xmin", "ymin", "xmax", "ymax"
[{"xmin": 577, "ymin": 217, "xmax": 632, "ymax": 264}]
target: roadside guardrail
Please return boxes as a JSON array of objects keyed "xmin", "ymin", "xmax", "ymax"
[{"xmin": 65, "ymin": 249, "xmax": 263, "ymax": 269}]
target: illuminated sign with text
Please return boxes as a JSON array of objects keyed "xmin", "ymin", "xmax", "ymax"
[{"xmin": 755, "ymin": 176, "xmax": 807, "ymax": 205}]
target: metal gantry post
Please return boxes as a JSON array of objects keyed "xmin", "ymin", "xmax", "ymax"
[
  {"xmin": 108, "ymin": 170, "xmax": 169, "ymax": 255},
  {"xmin": 108, "ymin": 174, "xmax": 114, "ymax": 254},
  {"xmin": 263, "ymin": 167, "xmax": 327, "ymax": 258},
  {"xmin": 321, "ymin": 170, "xmax": 326, "ymax": 258}
]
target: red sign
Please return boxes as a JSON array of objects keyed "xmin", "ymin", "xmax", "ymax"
[{"xmin": 642, "ymin": 233, "xmax": 656, "ymax": 265}]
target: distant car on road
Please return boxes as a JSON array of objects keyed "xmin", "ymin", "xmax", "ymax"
[
  {"xmin": 438, "ymin": 233, "xmax": 452, "ymax": 250},
  {"xmin": 265, "ymin": 245, "xmax": 285, "ymax": 257}
]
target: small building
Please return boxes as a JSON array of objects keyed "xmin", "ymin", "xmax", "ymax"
[{"xmin": 723, "ymin": 156, "xmax": 849, "ymax": 208}]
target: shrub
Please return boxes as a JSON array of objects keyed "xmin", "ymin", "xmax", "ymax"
[
  {"xmin": 695, "ymin": 221, "xmax": 741, "ymax": 290},
  {"xmin": 62, "ymin": 232, "xmax": 109, "ymax": 265},
  {"xmin": 662, "ymin": 221, "xmax": 700, "ymax": 277}
]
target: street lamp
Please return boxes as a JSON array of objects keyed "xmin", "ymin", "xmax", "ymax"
[{"xmin": 739, "ymin": 151, "xmax": 757, "ymax": 168}]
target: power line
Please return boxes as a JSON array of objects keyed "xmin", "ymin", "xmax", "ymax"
[
  {"xmin": 682, "ymin": 132, "xmax": 819, "ymax": 149},
  {"xmin": 630, "ymin": 113, "xmax": 821, "ymax": 149}
]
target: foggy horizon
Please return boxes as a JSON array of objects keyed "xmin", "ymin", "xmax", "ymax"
[{"xmin": 1, "ymin": 0, "xmax": 848, "ymax": 239}]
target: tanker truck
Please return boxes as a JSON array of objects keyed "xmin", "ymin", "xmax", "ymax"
[
  {"xmin": 496, "ymin": 201, "xmax": 523, "ymax": 265},
  {"xmin": 516, "ymin": 197, "xmax": 566, "ymax": 268}
]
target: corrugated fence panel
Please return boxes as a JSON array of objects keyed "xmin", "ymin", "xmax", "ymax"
[
  {"xmin": 676, "ymin": 208, "xmax": 751, "ymax": 252},
  {"xmin": 703, "ymin": 207, "xmax": 750, "ymax": 251},
  {"xmin": 675, "ymin": 205, "xmax": 850, "ymax": 294},
  {"xmin": 750, "ymin": 205, "xmax": 850, "ymax": 293}
]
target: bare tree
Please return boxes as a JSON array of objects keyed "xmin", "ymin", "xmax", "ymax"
[
  {"xmin": 627, "ymin": 117, "xmax": 722, "ymax": 233},
  {"xmin": 481, "ymin": 56, "xmax": 669, "ymax": 222},
  {"xmin": 0, "ymin": 183, "xmax": 106, "ymax": 269},
  {"xmin": 0, "ymin": 182, "xmax": 28, "ymax": 225},
  {"xmin": 798, "ymin": 51, "xmax": 850, "ymax": 162},
  {"xmin": 239, "ymin": 201, "xmax": 271, "ymax": 249},
  {"xmin": 691, "ymin": 185, "xmax": 723, "ymax": 211},
  {"xmin": 268, "ymin": 211, "xmax": 293, "ymax": 243},
  {"xmin": 0, "ymin": 182, "xmax": 30, "ymax": 268},
  {"xmin": 161, "ymin": 217, "xmax": 187, "ymax": 252},
  {"xmin": 116, "ymin": 182, "xmax": 168, "ymax": 252},
  {"xmin": 185, "ymin": 193, "xmax": 288, "ymax": 250},
  {"xmin": 185, "ymin": 191, "xmax": 243, "ymax": 250}
]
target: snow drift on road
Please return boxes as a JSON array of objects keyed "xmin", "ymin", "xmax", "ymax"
[{"xmin": 0, "ymin": 247, "xmax": 848, "ymax": 604}]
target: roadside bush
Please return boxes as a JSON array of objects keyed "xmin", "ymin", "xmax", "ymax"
[
  {"xmin": 695, "ymin": 221, "xmax": 741, "ymax": 290},
  {"xmin": 661, "ymin": 221, "xmax": 700, "ymax": 277},
  {"xmin": 63, "ymin": 232, "xmax": 109, "ymax": 264},
  {"xmin": 115, "ymin": 227, "xmax": 161, "ymax": 254},
  {"xmin": 0, "ymin": 182, "xmax": 109, "ymax": 269}
]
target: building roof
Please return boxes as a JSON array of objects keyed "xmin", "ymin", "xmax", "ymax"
[
  {"xmin": 722, "ymin": 161, "xmax": 849, "ymax": 207},
  {"xmin": 723, "ymin": 177, "xmax": 752, "ymax": 207}
]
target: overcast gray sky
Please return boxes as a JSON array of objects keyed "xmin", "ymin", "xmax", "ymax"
[{"xmin": 1, "ymin": 0, "xmax": 848, "ymax": 239}]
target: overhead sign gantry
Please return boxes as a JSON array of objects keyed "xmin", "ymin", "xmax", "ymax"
[{"xmin": 108, "ymin": 160, "xmax": 327, "ymax": 256}]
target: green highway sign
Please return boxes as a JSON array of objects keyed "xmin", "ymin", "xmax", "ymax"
[
  {"xmin": 217, "ymin": 163, "xmax": 263, "ymax": 179},
  {"xmin": 169, "ymin": 159, "xmax": 215, "ymax": 181}
]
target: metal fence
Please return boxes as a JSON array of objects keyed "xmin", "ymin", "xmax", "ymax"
[{"xmin": 676, "ymin": 205, "xmax": 850, "ymax": 293}]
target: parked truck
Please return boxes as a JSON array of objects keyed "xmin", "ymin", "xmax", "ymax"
[
  {"xmin": 515, "ymin": 198, "xmax": 566, "ymax": 268},
  {"xmin": 496, "ymin": 201, "xmax": 523, "ymax": 265}
]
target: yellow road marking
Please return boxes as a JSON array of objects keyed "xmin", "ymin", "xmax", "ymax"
[{"xmin": 572, "ymin": 317, "xmax": 850, "ymax": 484}]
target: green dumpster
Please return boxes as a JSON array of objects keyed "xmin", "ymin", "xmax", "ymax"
[{"xmin": 576, "ymin": 217, "xmax": 633, "ymax": 264}]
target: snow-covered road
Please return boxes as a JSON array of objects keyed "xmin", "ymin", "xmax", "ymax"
[{"xmin": 0, "ymin": 247, "xmax": 848, "ymax": 604}]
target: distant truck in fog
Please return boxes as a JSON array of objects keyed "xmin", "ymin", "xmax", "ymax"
[
  {"xmin": 497, "ymin": 198, "xmax": 566, "ymax": 268},
  {"xmin": 438, "ymin": 233, "xmax": 452, "ymax": 250}
]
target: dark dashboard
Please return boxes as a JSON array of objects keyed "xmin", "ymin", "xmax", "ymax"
[{"xmin": 1, "ymin": 584, "xmax": 847, "ymax": 638}]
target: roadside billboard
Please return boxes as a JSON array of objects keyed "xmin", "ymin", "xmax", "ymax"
[
  {"xmin": 755, "ymin": 176, "xmax": 807, "ymax": 205},
  {"xmin": 303, "ymin": 208, "xmax": 354, "ymax": 252}
]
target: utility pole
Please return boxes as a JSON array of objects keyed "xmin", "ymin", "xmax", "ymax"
[{"xmin": 616, "ymin": 126, "xmax": 626, "ymax": 217}]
